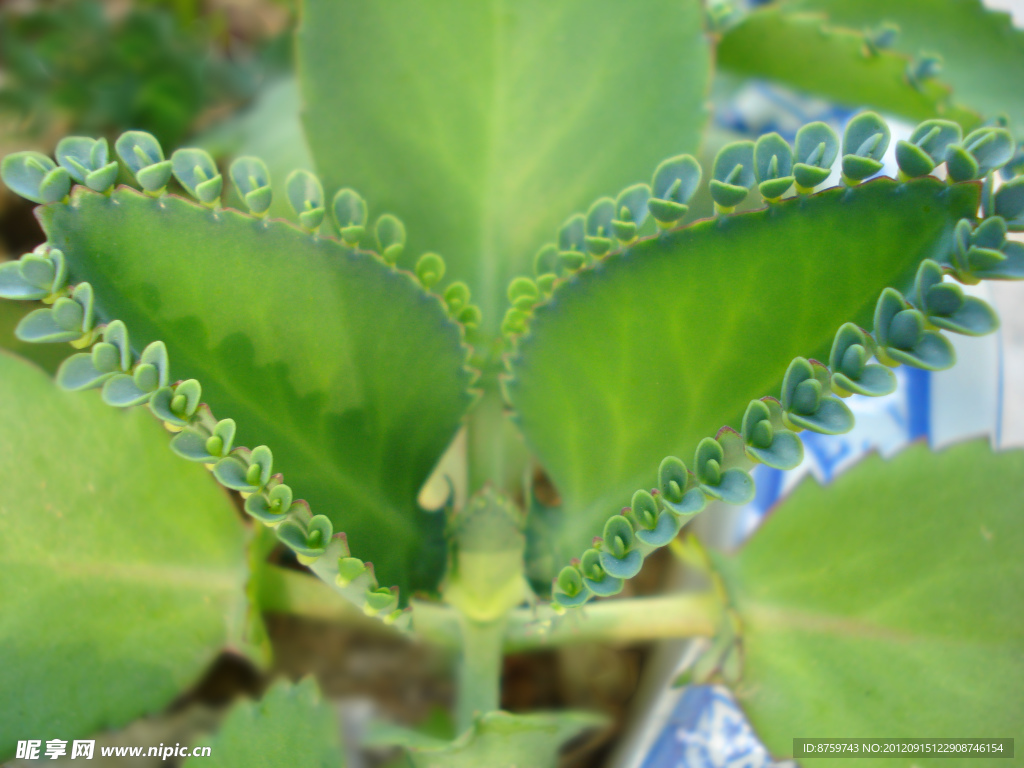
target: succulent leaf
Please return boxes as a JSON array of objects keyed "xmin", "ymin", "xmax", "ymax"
[
  {"xmin": 741, "ymin": 399, "xmax": 803, "ymax": 469},
  {"xmin": 634, "ymin": 507, "xmax": 682, "ymax": 547},
  {"xmin": 584, "ymin": 197, "xmax": 616, "ymax": 256},
  {"xmin": 229, "ymin": 156, "xmax": 273, "ymax": 216},
  {"xmin": 946, "ymin": 144, "xmax": 982, "ymax": 183},
  {"xmin": 612, "ymin": 183, "xmax": 652, "ymax": 243},
  {"xmin": 0, "ymin": 353, "xmax": 249, "ymax": 757},
  {"xmin": 15, "ymin": 283, "xmax": 94, "ymax": 344},
  {"xmin": 212, "ymin": 454, "xmax": 255, "ymax": 492},
  {"xmin": 331, "ymin": 188, "xmax": 368, "ymax": 245},
  {"xmin": 717, "ymin": 8, "xmax": 977, "ymax": 137},
  {"xmin": 115, "ymin": 131, "xmax": 172, "ymax": 194},
  {"xmin": 874, "ymin": 287, "xmax": 956, "ymax": 370},
  {"xmin": 507, "ymin": 277, "xmax": 539, "ymax": 312},
  {"xmin": 277, "ymin": 514, "xmax": 334, "ymax": 560},
  {"xmin": 416, "ymin": 252, "xmax": 446, "ymax": 289},
  {"xmin": 149, "ymin": 378, "xmax": 202, "ymax": 427},
  {"xmin": 662, "ymin": 487, "xmax": 708, "ymax": 519},
  {"xmin": 445, "ymin": 282, "xmax": 472, "ymax": 314},
  {"xmin": 36, "ymin": 185, "xmax": 471, "ymax": 596},
  {"xmin": 244, "ymin": 482, "xmax": 295, "ymax": 526},
  {"xmin": 0, "ymin": 246, "xmax": 67, "ymax": 301},
  {"xmin": 993, "ymin": 176, "xmax": 1024, "ymax": 228},
  {"xmin": 793, "ymin": 121, "xmax": 840, "ymax": 191},
  {"xmin": 57, "ymin": 353, "xmax": 112, "ymax": 391},
  {"xmin": 180, "ymin": 678, "xmax": 344, "ymax": 768},
  {"xmin": 963, "ymin": 126, "xmax": 1015, "ymax": 176},
  {"xmin": 55, "ymin": 136, "xmax": 118, "ymax": 193},
  {"xmin": 299, "ymin": 0, "xmax": 711, "ymax": 330},
  {"xmin": 649, "ymin": 155, "xmax": 702, "ymax": 226},
  {"xmin": 554, "ymin": 565, "xmax": 591, "ymax": 608},
  {"xmin": 375, "ymin": 214, "xmax": 406, "ymax": 264},
  {"xmin": 914, "ymin": 259, "xmax": 1000, "ymax": 336},
  {"xmin": 1, "ymin": 151, "xmax": 71, "ymax": 204},
  {"xmin": 657, "ymin": 456, "xmax": 688, "ymax": 504},
  {"xmin": 727, "ymin": 440, "xmax": 1024, "ymax": 755},
  {"xmin": 579, "ymin": 548, "xmax": 623, "ymax": 596},
  {"xmin": 842, "ymin": 112, "xmax": 891, "ymax": 182},
  {"xmin": 828, "ymin": 322, "xmax": 896, "ymax": 398},
  {"xmin": 170, "ymin": 148, "xmax": 224, "ymax": 206},
  {"xmin": 285, "ymin": 169, "xmax": 325, "ymax": 231},
  {"xmin": 508, "ymin": 174, "xmax": 977, "ymax": 578},
  {"xmin": 557, "ymin": 213, "xmax": 586, "ymax": 269},
  {"xmin": 754, "ymin": 132, "xmax": 795, "ymax": 200},
  {"xmin": 711, "ymin": 141, "xmax": 756, "ymax": 210}
]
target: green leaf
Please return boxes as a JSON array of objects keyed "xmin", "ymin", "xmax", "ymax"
[
  {"xmin": 369, "ymin": 710, "xmax": 605, "ymax": 768},
  {"xmin": 793, "ymin": 121, "xmax": 840, "ymax": 191},
  {"xmin": 55, "ymin": 136, "xmax": 118, "ymax": 194},
  {"xmin": 717, "ymin": 8, "xmax": 978, "ymax": 128},
  {"xmin": 783, "ymin": 0, "xmax": 1024, "ymax": 139},
  {"xmin": 754, "ymin": 133, "xmax": 795, "ymax": 200},
  {"xmin": 0, "ymin": 351, "xmax": 249, "ymax": 760},
  {"xmin": 842, "ymin": 111, "xmax": 890, "ymax": 182},
  {"xmin": 39, "ymin": 187, "xmax": 474, "ymax": 596},
  {"xmin": 184, "ymin": 678, "xmax": 344, "ymax": 768},
  {"xmin": 228, "ymin": 156, "xmax": 273, "ymax": 217},
  {"xmin": 711, "ymin": 141, "xmax": 756, "ymax": 210},
  {"xmin": 115, "ymin": 131, "xmax": 173, "ymax": 194},
  {"xmin": 896, "ymin": 119, "xmax": 962, "ymax": 178},
  {"xmin": 298, "ymin": 0, "xmax": 712, "ymax": 328},
  {"xmin": 506, "ymin": 177, "xmax": 978, "ymax": 583},
  {"xmin": 650, "ymin": 155, "xmax": 702, "ymax": 227},
  {"xmin": 171, "ymin": 148, "xmax": 223, "ymax": 206},
  {"xmin": 0, "ymin": 301, "xmax": 66, "ymax": 375},
  {"xmin": 285, "ymin": 169, "xmax": 326, "ymax": 232},
  {"xmin": 1, "ymin": 151, "xmax": 71, "ymax": 204},
  {"xmin": 719, "ymin": 440, "xmax": 1024, "ymax": 762}
]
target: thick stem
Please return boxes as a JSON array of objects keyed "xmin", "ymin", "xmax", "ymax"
[
  {"xmin": 466, "ymin": 380, "xmax": 529, "ymax": 500},
  {"xmin": 456, "ymin": 616, "xmax": 507, "ymax": 734}
]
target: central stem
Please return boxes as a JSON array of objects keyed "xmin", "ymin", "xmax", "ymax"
[
  {"xmin": 456, "ymin": 615, "xmax": 507, "ymax": 734},
  {"xmin": 467, "ymin": 380, "xmax": 529, "ymax": 498}
]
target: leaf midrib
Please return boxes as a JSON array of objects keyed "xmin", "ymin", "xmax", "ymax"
[
  {"xmin": 477, "ymin": 0, "xmax": 507, "ymax": 330},
  {"xmin": 744, "ymin": 602, "xmax": 1001, "ymax": 647},
  {"xmin": 2, "ymin": 556, "xmax": 244, "ymax": 592}
]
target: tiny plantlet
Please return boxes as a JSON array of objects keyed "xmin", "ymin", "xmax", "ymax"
[{"xmin": 1, "ymin": 1, "xmax": 1023, "ymax": 765}]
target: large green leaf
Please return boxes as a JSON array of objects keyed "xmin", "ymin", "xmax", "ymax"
[
  {"xmin": 782, "ymin": 0, "xmax": 1024, "ymax": 138},
  {"xmin": 505, "ymin": 177, "xmax": 978, "ymax": 582},
  {"xmin": 717, "ymin": 7, "xmax": 978, "ymax": 128},
  {"xmin": 0, "ymin": 351, "xmax": 248, "ymax": 759},
  {"xmin": 185, "ymin": 678, "xmax": 344, "ymax": 768},
  {"xmin": 298, "ymin": 0, "xmax": 712, "ymax": 329},
  {"xmin": 39, "ymin": 187, "xmax": 474, "ymax": 595},
  {"xmin": 721, "ymin": 440, "xmax": 1024, "ymax": 763}
]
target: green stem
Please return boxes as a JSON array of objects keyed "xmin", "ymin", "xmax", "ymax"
[
  {"xmin": 456, "ymin": 616, "xmax": 507, "ymax": 734},
  {"xmin": 414, "ymin": 592, "xmax": 721, "ymax": 652},
  {"xmin": 467, "ymin": 382, "xmax": 530, "ymax": 499},
  {"xmin": 256, "ymin": 565, "xmax": 722, "ymax": 653}
]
